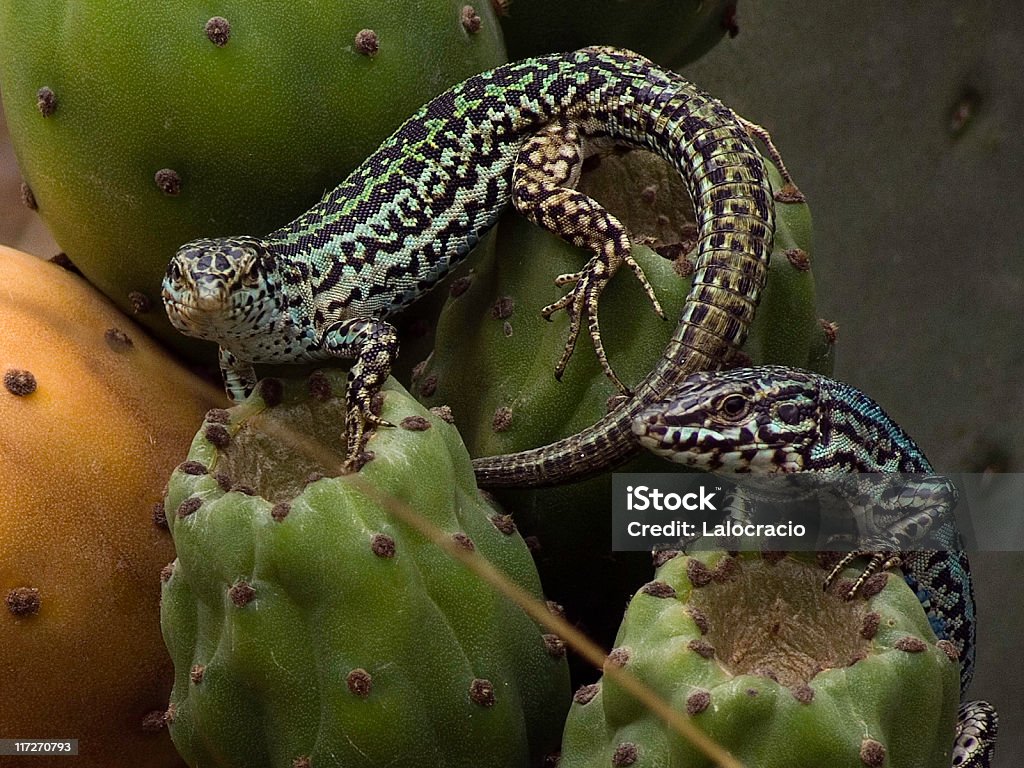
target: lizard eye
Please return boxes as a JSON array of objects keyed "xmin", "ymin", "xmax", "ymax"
[
  {"xmin": 167, "ymin": 260, "xmax": 182, "ymax": 283},
  {"xmin": 719, "ymin": 394, "xmax": 749, "ymax": 419}
]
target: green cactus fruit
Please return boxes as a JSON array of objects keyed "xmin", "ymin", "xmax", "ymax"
[
  {"xmin": 498, "ymin": 0, "xmax": 736, "ymax": 69},
  {"xmin": 160, "ymin": 371, "xmax": 569, "ymax": 767},
  {"xmin": 0, "ymin": 2, "xmax": 505, "ymax": 358},
  {"xmin": 561, "ymin": 551, "xmax": 961, "ymax": 768},
  {"xmin": 410, "ymin": 151, "xmax": 824, "ymax": 658}
]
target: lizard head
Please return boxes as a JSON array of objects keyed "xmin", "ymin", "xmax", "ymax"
[
  {"xmin": 632, "ymin": 366, "xmax": 822, "ymax": 472},
  {"xmin": 162, "ymin": 236, "xmax": 283, "ymax": 342}
]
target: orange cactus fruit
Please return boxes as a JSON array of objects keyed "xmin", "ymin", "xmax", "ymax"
[{"xmin": 0, "ymin": 245, "xmax": 222, "ymax": 767}]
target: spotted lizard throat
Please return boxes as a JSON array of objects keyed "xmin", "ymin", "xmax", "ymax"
[{"xmin": 162, "ymin": 46, "xmax": 783, "ymax": 477}]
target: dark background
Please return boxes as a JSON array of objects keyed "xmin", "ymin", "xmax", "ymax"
[{"xmin": 1, "ymin": 1, "xmax": 1019, "ymax": 762}]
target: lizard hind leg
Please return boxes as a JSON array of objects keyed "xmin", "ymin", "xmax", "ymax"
[
  {"xmin": 735, "ymin": 115, "xmax": 803, "ymax": 198},
  {"xmin": 512, "ymin": 119, "xmax": 665, "ymax": 394}
]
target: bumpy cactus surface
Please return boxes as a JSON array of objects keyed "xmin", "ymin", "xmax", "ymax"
[
  {"xmin": 0, "ymin": 245, "xmax": 220, "ymax": 767},
  {"xmin": 498, "ymin": 0, "xmax": 736, "ymax": 69},
  {"xmin": 561, "ymin": 551, "xmax": 961, "ymax": 768},
  {"xmin": 411, "ymin": 154, "xmax": 828, "ymax": 656},
  {"xmin": 415, "ymin": 156, "xmax": 823, "ymax": 475},
  {"xmin": 160, "ymin": 371, "xmax": 569, "ymax": 767},
  {"xmin": 0, "ymin": 1, "xmax": 505, "ymax": 357}
]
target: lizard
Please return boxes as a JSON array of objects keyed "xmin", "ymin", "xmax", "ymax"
[
  {"xmin": 161, "ymin": 46, "xmax": 786, "ymax": 476},
  {"xmin": 632, "ymin": 364, "xmax": 997, "ymax": 768}
]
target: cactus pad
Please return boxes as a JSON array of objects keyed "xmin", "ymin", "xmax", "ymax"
[
  {"xmin": 0, "ymin": 244, "xmax": 219, "ymax": 767},
  {"xmin": 0, "ymin": 1, "xmax": 506, "ymax": 357},
  {"xmin": 560, "ymin": 551, "xmax": 961, "ymax": 768},
  {"xmin": 160, "ymin": 371, "xmax": 569, "ymax": 767}
]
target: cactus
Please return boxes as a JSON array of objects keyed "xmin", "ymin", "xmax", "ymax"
[
  {"xmin": 498, "ymin": 0, "xmax": 736, "ymax": 69},
  {"xmin": 415, "ymin": 154, "xmax": 823, "ymax": 474},
  {"xmin": 0, "ymin": 1, "xmax": 506, "ymax": 358},
  {"xmin": 0, "ymin": 245, "xmax": 221, "ymax": 768},
  {"xmin": 160, "ymin": 371, "xmax": 570, "ymax": 767},
  {"xmin": 560, "ymin": 551, "xmax": 961, "ymax": 768},
  {"xmin": 410, "ymin": 153, "xmax": 828, "ymax": 657}
]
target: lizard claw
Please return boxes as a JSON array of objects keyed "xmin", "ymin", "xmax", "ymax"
[
  {"xmin": 623, "ymin": 251, "xmax": 666, "ymax": 320},
  {"xmin": 541, "ymin": 252, "xmax": 662, "ymax": 395},
  {"xmin": 824, "ymin": 544, "xmax": 902, "ymax": 599},
  {"xmin": 343, "ymin": 405, "xmax": 394, "ymax": 472}
]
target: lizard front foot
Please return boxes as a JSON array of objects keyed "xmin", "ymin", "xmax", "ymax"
[
  {"xmin": 342, "ymin": 401, "xmax": 394, "ymax": 473},
  {"xmin": 319, "ymin": 317, "xmax": 400, "ymax": 472}
]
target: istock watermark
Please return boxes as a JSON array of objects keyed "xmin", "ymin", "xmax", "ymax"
[
  {"xmin": 624, "ymin": 484, "xmax": 719, "ymax": 512},
  {"xmin": 623, "ymin": 518, "xmax": 807, "ymax": 540},
  {"xmin": 611, "ymin": 472, "xmax": 1024, "ymax": 553},
  {"xmin": 622, "ymin": 483, "xmax": 807, "ymax": 540}
]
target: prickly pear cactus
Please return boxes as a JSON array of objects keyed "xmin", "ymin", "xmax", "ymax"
[
  {"xmin": 414, "ymin": 155, "xmax": 825, "ymax": 475},
  {"xmin": 410, "ymin": 153, "xmax": 829, "ymax": 658},
  {"xmin": 0, "ymin": 1, "xmax": 505, "ymax": 357},
  {"xmin": 0, "ymin": 245, "xmax": 220, "ymax": 768},
  {"xmin": 498, "ymin": 0, "xmax": 736, "ymax": 69},
  {"xmin": 560, "ymin": 551, "xmax": 961, "ymax": 768},
  {"xmin": 160, "ymin": 371, "xmax": 569, "ymax": 767}
]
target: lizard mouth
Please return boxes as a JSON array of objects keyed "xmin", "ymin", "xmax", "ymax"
[
  {"xmin": 163, "ymin": 296, "xmax": 230, "ymax": 314},
  {"xmin": 163, "ymin": 299, "xmax": 199, "ymax": 323},
  {"xmin": 634, "ymin": 418, "xmax": 801, "ymax": 473},
  {"xmin": 162, "ymin": 298, "xmax": 231, "ymax": 340}
]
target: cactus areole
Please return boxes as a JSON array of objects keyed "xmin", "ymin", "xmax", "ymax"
[
  {"xmin": 160, "ymin": 372, "xmax": 569, "ymax": 767},
  {"xmin": 560, "ymin": 551, "xmax": 961, "ymax": 768}
]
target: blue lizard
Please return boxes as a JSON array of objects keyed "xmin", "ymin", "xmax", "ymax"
[{"xmin": 634, "ymin": 365, "xmax": 998, "ymax": 767}]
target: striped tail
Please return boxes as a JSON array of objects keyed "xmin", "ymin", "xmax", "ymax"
[{"xmin": 473, "ymin": 53, "xmax": 775, "ymax": 487}]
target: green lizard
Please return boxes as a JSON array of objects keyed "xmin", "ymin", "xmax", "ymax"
[{"xmin": 161, "ymin": 47, "xmax": 783, "ymax": 475}]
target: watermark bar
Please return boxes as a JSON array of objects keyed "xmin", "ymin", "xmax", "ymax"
[
  {"xmin": 0, "ymin": 739, "xmax": 79, "ymax": 755},
  {"xmin": 611, "ymin": 472, "xmax": 1024, "ymax": 552}
]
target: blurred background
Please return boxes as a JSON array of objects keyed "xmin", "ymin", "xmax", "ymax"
[
  {"xmin": 1, "ymin": 103, "xmax": 52, "ymax": 253},
  {"xmin": 2, "ymin": 0, "xmax": 1020, "ymax": 761}
]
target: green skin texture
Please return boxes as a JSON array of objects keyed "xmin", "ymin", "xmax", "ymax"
[
  {"xmin": 416, "ymin": 161, "xmax": 822, "ymax": 473},
  {"xmin": 160, "ymin": 373, "xmax": 569, "ymax": 767},
  {"xmin": 561, "ymin": 552, "xmax": 961, "ymax": 768},
  {"xmin": 413, "ymin": 159, "xmax": 824, "ymax": 655},
  {"xmin": 0, "ymin": 1, "xmax": 505, "ymax": 358},
  {"xmin": 499, "ymin": 0, "xmax": 735, "ymax": 70}
]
